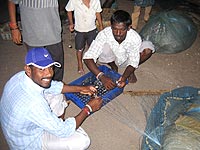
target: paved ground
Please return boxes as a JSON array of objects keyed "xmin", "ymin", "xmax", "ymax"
[{"xmin": 0, "ymin": 0, "xmax": 200, "ymax": 149}]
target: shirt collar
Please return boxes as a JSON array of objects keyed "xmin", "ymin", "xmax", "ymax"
[{"xmin": 22, "ymin": 72, "xmax": 45, "ymax": 94}]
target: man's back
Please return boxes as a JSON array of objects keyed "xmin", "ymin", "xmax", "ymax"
[{"xmin": 17, "ymin": 0, "xmax": 61, "ymax": 46}]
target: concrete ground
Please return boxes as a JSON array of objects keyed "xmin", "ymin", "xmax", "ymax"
[{"xmin": 0, "ymin": 0, "xmax": 200, "ymax": 149}]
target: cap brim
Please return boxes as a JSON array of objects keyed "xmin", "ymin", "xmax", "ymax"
[{"xmin": 27, "ymin": 61, "xmax": 61, "ymax": 69}]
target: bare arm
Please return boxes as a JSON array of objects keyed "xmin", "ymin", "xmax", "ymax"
[
  {"xmin": 117, "ymin": 65, "xmax": 135, "ymax": 88},
  {"xmin": 61, "ymin": 81, "xmax": 102, "ymax": 129},
  {"xmin": 84, "ymin": 59, "xmax": 116, "ymax": 90},
  {"xmin": 74, "ymin": 97, "xmax": 102, "ymax": 129},
  {"xmin": 8, "ymin": 0, "xmax": 22, "ymax": 44},
  {"xmin": 84, "ymin": 59, "xmax": 101, "ymax": 76},
  {"xmin": 122, "ymin": 65, "xmax": 135, "ymax": 82},
  {"xmin": 67, "ymin": 11, "xmax": 74, "ymax": 32},
  {"xmin": 61, "ymin": 84, "xmax": 97, "ymax": 96},
  {"xmin": 8, "ymin": 1, "xmax": 17, "ymax": 24},
  {"xmin": 96, "ymin": 12, "xmax": 103, "ymax": 31}
]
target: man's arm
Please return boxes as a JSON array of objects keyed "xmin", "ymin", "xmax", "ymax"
[
  {"xmin": 61, "ymin": 83, "xmax": 102, "ymax": 129},
  {"xmin": 61, "ymin": 84, "xmax": 97, "ymax": 96},
  {"xmin": 84, "ymin": 59, "xmax": 116, "ymax": 90},
  {"xmin": 84, "ymin": 59, "xmax": 101, "ymax": 76},
  {"xmin": 117, "ymin": 65, "xmax": 135, "ymax": 88},
  {"xmin": 74, "ymin": 97, "xmax": 102, "ymax": 129},
  {"xmin": 8, "ymin": 0, "xmax": 22, "ymax": 44},
  {"xmin": 122, "ymin": 65, "xmax": 135, "ymax": 81},
  {"xmin": 67, "ymin": 11, "xmax": 74, "ymax": 32},
  {"xmin": 96, "ymin": 12, "xmax": 103, "ymax": 31}
]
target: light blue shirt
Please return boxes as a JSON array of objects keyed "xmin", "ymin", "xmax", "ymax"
[{"xmin": 0, "ymin": 71, "xmax": 76, "ymax": 150}]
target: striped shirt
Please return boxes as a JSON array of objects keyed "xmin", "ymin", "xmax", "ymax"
[
  {"xmin": 11, "ymin": 0, "xmax": 58, "ymax": 8},
  {"xmin": 10, "ymin": 0, "xmax": 61, "ymax": 46},
  {"xmin": 83, "ymin": 27, "xmax": 142, "ymax": 68},
  {"xmin": 0, "ymin": 71, "xmax": 76, "ymax": 150}
]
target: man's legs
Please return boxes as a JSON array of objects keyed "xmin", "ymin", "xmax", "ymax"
[
  {"xmin": 129, "ymin": 41, "xmax": 155, "ymax": 83},
  {"xmin": 102, "ymin": 0, "xmax": 115, "ymax": 8},
  {"xmin": 45, "ymin": 42, "xmax": 64, "ymax": 81},
  {"xmin": 75, "ymin": 31, "xmax": 87, "ymax": 75},
  {"xmin": 43, "ymin": 93, "xmax": 69, "ymax": 120},
  {"xmin": 42, "ymin": 127, "xmax": 90, "ymax": 150},
  {"xmin": 144, "ymin": 6, "xmax": 152, "ymax": 22},
  {"xmin": 76, "ymin": 50, "xmax": 84, "ymax": 75},
  {"xmin": 131, "ymin": 6, "xmax": 141, "ymax": 30},
  {"xmin": 139, "ymin": 48, "xmax": 153, "ymax": 65}
]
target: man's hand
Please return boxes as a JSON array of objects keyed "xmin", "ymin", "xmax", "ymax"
[
  {"xmin": 100, "ymin": 75, "xmax": 116, "ymax": 90},
  {"xmin": 87, "ymin": 96, "xmax": 102, "ymax": 112},
  {"xmin": 11, "ymin": 28, "xmax": 22, "ymax": 45},
  {"xmin": 80, "ymin": 86, "xmax": 97, "ymax": 96},
  {"xmin": 116, "ymin": 77, "xmax": 126, "ymax": 88},
  {"xmin": 69, "ymin": 24, "xmax": 74, "ymax": 32}
]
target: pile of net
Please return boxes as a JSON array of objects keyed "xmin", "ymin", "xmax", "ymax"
[
  {"xmin": 141, "ymin": 86, "xmax": 200, "ymax": 149},
  {"xmin": 140, "ymin": 10, "xmax": 198, "ymax": 54}
]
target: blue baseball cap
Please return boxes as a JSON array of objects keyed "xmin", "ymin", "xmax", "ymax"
[{"xmin": 25, "ymin": 48, "xmax": 61, "ymax": 69}]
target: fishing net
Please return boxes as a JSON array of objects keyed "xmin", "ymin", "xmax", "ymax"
[
  {"xmin": 102, "ymin": 86, "xmax": 200, "ymax": 149},
  {"xmin": 65, "ymin": 67, "xmax": 200, "ymax": 149},
  {"xmin": 140, "ymin": 10, "xmax": 198, "ymax": 54}
]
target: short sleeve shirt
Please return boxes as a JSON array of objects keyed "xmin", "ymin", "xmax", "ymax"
[
  {"xmin": 83, "ymin": 27, "xmax": 142, "ymax": 68},
  {"xmin": 11, "ymin": 0, "xmax": 62, "ymax": 46},
  {"xmin": 65, "ymin": 0, "xmax": 102, "ymax": 32}
]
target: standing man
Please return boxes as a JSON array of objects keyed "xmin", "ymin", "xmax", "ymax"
[
  {"xmin": 0, "ymin": 47, "xmax": 102, "ymax": 149},
  {"xmin": 65, "ymin": 0, "xmax": 103, "ymax": 75},
  {"xmin": 83, "ymin": 10, "xmax": 155, "ymax": 90},
  {"xmin": 8, "ymin": 0, "xmax": 64, "ymax": 81},
  {"xmin": 131, "ymin": 0, "xmax": 155, "ymax": 30}
]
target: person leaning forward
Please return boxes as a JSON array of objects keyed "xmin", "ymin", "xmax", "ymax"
[
  {"xmin": 0, "ymin": 47, "xmax": 102, "ymax": 150},
  {"xmin": 83, "ymin": 10, "xmax": 155, "ymax": 90}
]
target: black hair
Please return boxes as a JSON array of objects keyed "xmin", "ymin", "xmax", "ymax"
[{"xmin": 110, "ymin": 10, "xmax": 132, "ymax": 28}]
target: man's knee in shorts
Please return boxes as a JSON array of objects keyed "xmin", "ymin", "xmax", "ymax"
[{"xmin": 77, "ymin": 134, "xmax": 90, "ymax": 149}]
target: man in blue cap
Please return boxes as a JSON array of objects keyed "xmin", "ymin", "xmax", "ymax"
[{"xmin": 0, "ymin": 47, "xmax": 102, "ymax": 150}]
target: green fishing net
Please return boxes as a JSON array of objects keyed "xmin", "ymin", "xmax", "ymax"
[{"xmin": 140, "ymin": 10, "xmax": 198, "ymax": 54}]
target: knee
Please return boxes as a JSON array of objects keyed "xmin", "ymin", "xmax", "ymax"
[
  {"xmin": 141, "ymin": 48, "xmax": 153, "ymax": 57},
  {"xmin": 82, "ymin": 135, "xmax": 91, "ymax": 149}
]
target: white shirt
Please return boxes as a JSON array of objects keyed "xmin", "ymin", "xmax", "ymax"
[
  {"xmin": 65, "ymin": 0, "xmax": 102, "ymax": 32},
  {"xmin": 83, "ymin": 27, "xmax": 142, "ymax": 68}
]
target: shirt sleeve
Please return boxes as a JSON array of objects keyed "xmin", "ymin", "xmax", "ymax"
[
  {"xmin": 83, "ymin": 30, "xmax": 107, "ymax": 62},
  {"xmin": 45, "ymin": 80, "xmax": 64, "ymax": 94},
  {"xmin": 9, "ymin": 0, "xmax": 21, "ymax": 4},
  {"xmin": 65, "ymin": 0, "xmax": 74, "ymax": 11},
  {"xmin": 27, "ymin": 98, "xmax": 76, "ymax": 138},
  {"xmin": 125, "ymin": 30, "xmax": 142, "ymax": 68},
  {"xmin": 95, "ymin": 0, "xmax": 102, "ymax": 12}
]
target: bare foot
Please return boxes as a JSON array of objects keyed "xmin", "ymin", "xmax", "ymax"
[{"xmin": 128, "ymin": 73, "xmax": 137, "ymax": 83}]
